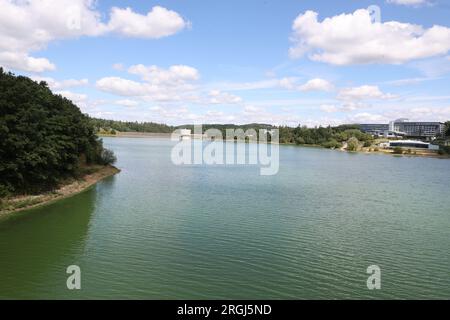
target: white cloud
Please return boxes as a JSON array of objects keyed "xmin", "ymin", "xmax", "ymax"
[
  {"xmin": 149, "ymin": 105, "xmax": 201, "ymax": 121},
  {"xmin": 0, "ymin": 52, "xmax": 55, "ymax": 72},
  {"xmin": 320, "ymin": 102, "xmax": 370, "ymax": 113},
  {"xmin": 127, "ymin": 64, "xmax": 199, "ymax": 84},
  {"xmin": 320, "ymin": 104, "xmax": 339, "ymax": 113},
  {"xmin": 108, "ymin": 6, "xmax": 188, "ymax": 39},
  {"xmin": 208, "ymin": 90, "xmax": 242, "ymax": 104},
  {"xmin": 278, "ymin": 77, "xmax": 297, "ymax": 90},
  {"xmin": 289, "ymin": 9, "xmax": 450, "ymax": 65},
  {"xmin": 55, "ymin": 90, "xmax": 88, "ymax": 107},
  {"xmin": 298, "ymin": 78, "xmax": 333, "ymax": 92},
  {"xmin": 96, "ymin": 77, "xmax": 150, "ymax": 96},
  {"xmin": 346, "ymin": 113, "xmax": 388, "ymax": 123},
  {"xmin": 387, "ymin": 0, "xmax": 428, "ymax": 6},
  {"xmin": 0, "ymin": 1, "xmax": 188, "ymax": 72},
  {"xmin": 385, "ymin": 77, "xmax": 436, "ymax": 86},
  {"xmin": 96, "ymin": 64, "xmax": 200, "ymax": 102},
  {"xmin": 31, "ymin": 76, "xmax": 88, "ymax": 90},
  {"xmin": 212, "ymin": 79, "xmax": 288, "ymax": 91},
  {"xmin": 112, "ymin": 63, "xmax": 125, "ymax": 71},
  {"xmin": 243, "ymin": 105, "xmax": 263, "ymax": 114},
  {"xmin": 337, "ymin": 85, "xmax": 395, "ymax": 101},
  {"xmin": 115, "ymin": 99, "xmax": 139, "ymax": 107}
]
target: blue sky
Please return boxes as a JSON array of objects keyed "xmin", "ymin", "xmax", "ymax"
[{"xmin": 2, "ymin": 0, "xmax": 450, "ymax": 126}]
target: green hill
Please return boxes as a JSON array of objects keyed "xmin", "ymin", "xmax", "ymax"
[{"xmin": 0, "ymin": 68, "xmax": 115, "ymax": 196}]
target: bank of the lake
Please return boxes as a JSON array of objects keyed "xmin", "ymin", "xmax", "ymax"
[
  {"xmin": 0, "ymin": 165, "xmax": 120, "ymax": 216},
  {"xmin": 101, "ymin": 131, "xmax": 450, "ymax": 159}
]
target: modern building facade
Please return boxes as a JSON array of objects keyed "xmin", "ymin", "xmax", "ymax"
[
  {"xmin": 360, "ymin": 119, "xmax": 445, "ymax": 139},
  {"xmin": 391, "ymin": 119, "xmax": 445, "ymax": 138},
  {"xmin": 359, "ymin": 123, "xmax": 389, "ymax": 136},
  {"xmin": 379, "ymin": 140, "xmax": 440, "ymax": 150}
]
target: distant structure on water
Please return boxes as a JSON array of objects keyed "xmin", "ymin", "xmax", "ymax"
[{"xmin": 359, "ymin": 119, "xmax": 445, "ymax": 140}]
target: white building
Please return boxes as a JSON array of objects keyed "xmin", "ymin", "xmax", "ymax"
[{"xmin": 384, "ymin": 140, "xmax": 439, "ymax": 150}]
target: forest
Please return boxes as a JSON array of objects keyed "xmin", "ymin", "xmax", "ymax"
[{"xmin": 0, "ymin": 68, "xmax": 115, "ymax": 196}]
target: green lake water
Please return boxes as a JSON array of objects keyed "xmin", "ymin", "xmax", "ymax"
[{"xmin": 0, "ymin": 137, "xmax": 449, "ymax": 299}]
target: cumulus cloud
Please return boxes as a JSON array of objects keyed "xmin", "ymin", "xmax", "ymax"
[
  {"xmin": 0, "ymin": 1, "xmax": 188, "ymax": 72},
  {"xmin": 387, "ymin": 0, "xmax": 428, "ymax": 6},
  {"xmin": 289, "ymin": 9, "xmax": 450, "ymax": 65},
  {"xmin": 96, "ymin": 77, "xmax": 149, "ymax": 96},
  {"xmin": 108, "ymin": 6, "xmax": 188, "ymax": 39},
  {"xmin": 55, "ymin": 90, "xmax": 88, "ymax": 108},
  {"xmin": 208, "ymin": 90, "xmax": 242, "ymax": 104},
  {"xmin": 320, "ymin": 104, "xmax": 339, "ymax": 113},
  {"xmin": 337, "ymin": 85, "xmax": 395, "ymax": 101},
  {"xmin": 96, "ymin": 64, "xmax": 200, "ymax": 102},
  {"xmin": 320, "ymin": 102, "xmax": 370, "ymax": 113},
  {"xmin": 115, "ymin": 99, "xmax": 139, "ymax": 107},
  {"xmin": 112, "ymin": 63, "xmax": 125, "ymax": 71},
  {"xmin": 346, "ymin": 113, "xmax": 388, "ymax": 123},
  {"xmin": 298, "ymin": 78, "xmax": 333, "ymax": 92},
  {"xmin": 31, "ymin": 76, "xmax": 89, "ymax": 90},
  {"xmin": 127, "ymin": 64, "xmax": 199, "ymax": 84}
]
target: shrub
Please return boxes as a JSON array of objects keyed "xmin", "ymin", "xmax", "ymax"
[
  {"xmin": 0, "ymin": 185, "xmax": 11, "ymax": 198},
  {"xmin": 347, "ymin": 137, "xmax": 359, "ymax": 151},
  {"xmin": 392, "ymin": 147, "xmax": 403, "ymax": 154},
  {"xmin": 100, "ymin": 148, "xmax": 117, "ymax": 165},
  {"xmin": 322, "ymin": 139, "xmax": 341, "ymax": 149}
]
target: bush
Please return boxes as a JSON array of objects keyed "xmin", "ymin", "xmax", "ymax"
[
  {"xmin": 392, "ymin": 147, "xmax": 403, "ymax": 154},
  {"xmin": 439, "ymin": 146, "xmax": 450, "ymax": 155},
  {"xmin": 100, "ymin": 148, "xmax": 117, "ymax": 165},
  {"xmin": 0, "ymin": 185, "xmax": 11, "ymax": 198},
  {"xmin": 322, "ymin": 139, "xmax": 341, "ymax": 149},
  {"xmin": 347, "ymin": 137, "xmax": 359, "ymax": 151},
  {"xmin": 295, "ymin": 136, "xmax": 305, "ymax": 145},
  {"xmin": 363, "ymin": 141, "xmax": 372, "ymax": 148}
]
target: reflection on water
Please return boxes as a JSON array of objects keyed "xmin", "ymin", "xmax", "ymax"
[
  {"xmin": 0, "ymin": 138, "xmax": 449, "ymax": 299},
  {"xmin": 0, "ymin": 189, "xmax": 100, "ymax": 298}
]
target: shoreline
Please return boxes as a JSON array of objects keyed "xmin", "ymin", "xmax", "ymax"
[
  {"xmin": 101, "ymin": 133, "xmax": 450, "ymax": 159},
  {"xmin": 0, "ymin": 165, "xmax": 120, "ymax": 217}
]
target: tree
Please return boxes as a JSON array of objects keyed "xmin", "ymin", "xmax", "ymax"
[
  {"xmin": 445, "ymin": 121, "xmax": 450, "ymax": 137},
  {"xmin": 99, "ymin": 149, "xmax": 117, "ymax": 165},
  {"xmin": 347, "ymin": 137, "xmax": 360, "ymax": 152},
  {"xmin": 0, "ymin": 68, "xmax": 115, "ymax": 194}
]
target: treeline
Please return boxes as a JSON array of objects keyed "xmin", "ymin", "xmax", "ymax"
[
  {"xmin": 0, "ymin": 68, "xmax": 115, "ymax": 196},
  {"xmin": 89, "ymin": 118, "xmax": 173, "ymax": 134},
  {"xmin": 178, "ymin": 123, "xmax": 275, "ymax": 136},
  {"xmin": 90, "ymin": 116, "xmax": 373, "ymax": 148},
  {"xmin": 89, "ymin": 119, "xmax": 275, "ymax": 136},
  {"xmin": 278, "ymin": 125, "xmax": 373, "ymax": 148}
]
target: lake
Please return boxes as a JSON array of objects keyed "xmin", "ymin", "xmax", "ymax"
[{"xmin": 0, "ymin": 137, "xmax": 449, "ymax": 299}]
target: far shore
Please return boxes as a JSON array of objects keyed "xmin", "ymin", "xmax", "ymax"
[
  {"xmin": 99, "ymin": 132, "xmax": 450, "ymax": 159},
  {"xmin": 0, "ymin": 165, "xmax": 120, "ymax": 217}
]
